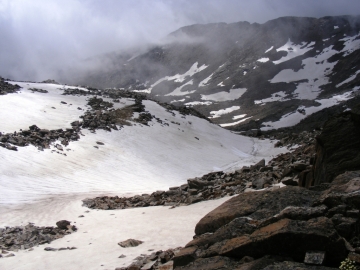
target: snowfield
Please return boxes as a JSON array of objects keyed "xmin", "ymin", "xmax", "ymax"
[
  {"xmin": 0, "ymin": 81, "xmax": 287, "ymax": 270},
  {"xmin": 1, "ymin": 83, "xmax": 284, "ymax": 205}
]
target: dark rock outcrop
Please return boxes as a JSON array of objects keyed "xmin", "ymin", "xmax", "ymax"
[
  {"xmin": 194, "ymin": 187, "xmax": 319, "ymax": 235},
  {"xmin": 172, "ymin": 170, "xmax": 360, "ymax": 268},
  {"xmin": 313, "ymin": 107, "xmax": 360, "ymax": 185},
  {"xmin": 0, "ymin": 221, "xmax": 76, "ymax": 252}
]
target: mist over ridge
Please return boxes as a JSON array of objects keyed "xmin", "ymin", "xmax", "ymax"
[{"xmin": 1, "ymin": 0, "xmax": 360, "ymax": 82}]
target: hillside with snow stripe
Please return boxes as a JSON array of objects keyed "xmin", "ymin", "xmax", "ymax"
[
  {"xmin": 73, "ymin": 16, "xmax": 360, "ymax": 132},
  {"xmin": 0, "ymin": 81, "xmax": 285, "ymax": 205}
]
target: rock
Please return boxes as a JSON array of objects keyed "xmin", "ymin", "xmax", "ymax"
[
  {"xmin": 251, "ymin": 159, "xmax": 266, "ymax": 171},
  {"xmin": 140, "ymin": 260, "xmax": 156, "ymax": 270},
  {"xmin": 187, "ymin": 178, "xmax": 214, "ymax": 190},
  {"xmin": 194, "ymin": 186, "xmax": 319, "ymax": 235},
  {"xmin": 252, "ymin": 178, "xmax": 268, "ymax": 189},
  {"xmin": 186, "ymin": 217, "xmax": 256, "ymax": 249},
  {"xmin": 55, "ymin": 220, "xmax": 70, "ymax": 230},
  {"xmin": 42, "ymin": 79, "xmax": 59, "ymax": 84},
  {"xmin": 277, "ymin": 205, "xmax": 328, "ymax": 220},
  {"xmin": 304, "ymin": 251, "xmax": 326, "ymax": 265},
  {"xmin": 4, "ymin": 253, "xmax": 15, "ymax": 257},
  {"xmin": 348, "ymin": 252, "xmax": 360, "ymax": 263},
  {"xmin": 118, "ymin": 239, "xmax": 143, "ymax": 248},
  {"xmin": 260, "ymin": 166, "xmax": 273, "ymax": 172},
  {"xmin": 118, "ymin": 254, "xmax": 126, "ymax": 258},
  {"xmin": 44, "ymin": 247, "xmax": 57, "ymax": 251},
  {"xmin": 281, "ymin": 177, "xmax": 298, "ymax": 186},
  {"xmin": 313, "ymin": 109, "xmax": 360, "ymax": 185},
  {"xmin": 292, "ymin": 162, "xmax": 308, "ymax": 171},
  {"xmin": 158, "ymin": 261, "xmax": 174, "ymax": 270},
  {"xmin": 173, "ymin": 246, "xmax": 197, "ymax": 267},
  {"xmin": 219, "ymin": 217, "xmax": 348, "ymax": 266}
]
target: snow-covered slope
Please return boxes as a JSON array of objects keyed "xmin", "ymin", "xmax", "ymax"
[
  {"xmin": 0, "ymin": 82, "xmax": 285, "ymax": 205},
  {"xmin": 73, "ymin": 15, "xmax": 360, "ymax": 131}
]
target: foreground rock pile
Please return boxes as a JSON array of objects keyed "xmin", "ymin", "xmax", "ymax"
[
  {"xmin": 0, "ymin": 77, "xmax": 20, "ymax": 95},
  {"xmin": 170, "ymin": 170, "xmax": 360, "ymax": 269},
  {"xmin": 82, "ymin": 131, "xmax": 317, "ymax": 210},
  {"xmin": 0, "ymin": 220, "xmax": 76, "ymax": 256}
]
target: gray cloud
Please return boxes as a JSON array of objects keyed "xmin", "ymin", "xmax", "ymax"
[{"xmin": 0, "ymin": 0, "xmax": 359, "ymax": 82}]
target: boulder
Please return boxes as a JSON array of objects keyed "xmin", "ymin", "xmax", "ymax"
[
  {"xmin": 251, "ymin": 159, "xmax": 266, "ymax": 171},
  {"xmin": 118, "ymin": 239, "xmax": 143, "ymax": 248},
  {"xmin": 218, "ymin": 217, "xmax": 348, "ymax": 266},
  {"xmin": 56, "ymin": 220, "xmax": 70, "ymax": 230},
  {"xmin": 186, "ymin": 217, "xmax": 257, "ymax": 248},
  {"xmin": 194, "ymin": 186, "xmax": 319, "ymax": 235},
  {"xmin": 173, "ymin": 246, "xmax": 197, "ymax": 267},
  {"xmin": 187, "ymin": 178, "xmax": 214, "ymax": 190}
]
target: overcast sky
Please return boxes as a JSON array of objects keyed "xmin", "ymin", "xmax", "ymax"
[{"xmin": 1, "ymin": 0, "xmax": 360, "ymax": 81}]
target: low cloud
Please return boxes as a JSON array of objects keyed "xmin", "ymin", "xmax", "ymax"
[{"xmin": 0, "ymin": 0, "xmax": 359, "ymax": 82}]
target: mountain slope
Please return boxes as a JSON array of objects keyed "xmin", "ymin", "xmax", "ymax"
[{"xmin": 75, "ymin": 15, "xmax": 360, "ymax": 130}]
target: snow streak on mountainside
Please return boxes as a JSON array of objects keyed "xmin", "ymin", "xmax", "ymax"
[
  {"xmin": 0, "ymin": 82, "xmax": 285, "ymax": 205},
  {"xmin": 73, "ymin": 16, "xmax": 360, "ymax": 131}
]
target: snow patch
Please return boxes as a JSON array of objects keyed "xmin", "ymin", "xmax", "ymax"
[
  {"xmin": 339, "ymin": 32, "xmax": 360, "ymax": 57},
  {"xmin": 254, "ymin": 91, "xmax": 289, "ymax": 104},
  {"xmin": 199, "ymin": 73, "xmax": 214, "ymax": 87},
  {"xmin": 336, "ymin": 70, "xmax": 360, "ymax": 88},
  {"xmin": 209, "ymin": 106, "xmax": 240, "ymax": 119},
  {"xmin": 233, "ymin": 114, "xmax": 247, "ymax": 120},
  {"xmin": 185, "ymin": 101, "xmax": 212, "ymax": 106},
  {"xmin": 261, "ymin": 90, "xmax": 357, "ymax": 130},
  {"xmin": 127, "ymin": 54, "xmax": 140, "ymax": 62},
  {"xmin": 265, "ymin": 46, "xmax": 274, "ymax": 53},
  {"xmin": 270, "ymin": 45, "xmax": 339, "ymax": 99},
  {"xmin": 150, "ymin": 62, "xmax": 208, "ymax": 93},
  {"xmin": 257, "ymin": 58, "xmax": 270, "ymax": 63},
  {"xmin": 201, "ymin": 88, "xmax": 247, "ymax": 102},
  {"xmin": 273, "ymin": 39, "xmax": 315, "ymax": 65},
  {"xmin": 220, "ymin": 116, "xmax": 253, "ymax": 127},
  {"xmin": 165, "ymin": 80, "xmax": 196, "ymax": 96},
  {"xmin": 170, "ymin": 99, "xmax": 186, "ymax": 103}
]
